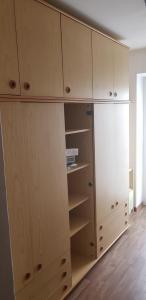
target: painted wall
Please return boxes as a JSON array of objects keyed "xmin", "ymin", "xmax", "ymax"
[
  {"xmin": 143, "ymin": 78, "xmax": 146, "ymax": 205},
  {"xmin": 129, "ymin": 48, "xmax": 146, "ymax": 207}
]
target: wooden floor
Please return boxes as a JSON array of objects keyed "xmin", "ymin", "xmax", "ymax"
[{"xmin": 67, "ymin": 207, "xmax": 146, "ymax": 300}]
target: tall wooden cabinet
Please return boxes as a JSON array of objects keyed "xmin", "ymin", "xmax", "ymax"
[
  {"xmin": 15, "ymin": 0, "xmax": 63, "ymax": 97},
  {"xmin": 94, "ymin": 103, "xmax": 129, "ymax": 255},
  {"xmin": 0, "ymin": 0, "xmax": 20, "ymax": 95},
  {"xmin": 0, "ymin": 103, "xmax": 71, "ymax": 299}
]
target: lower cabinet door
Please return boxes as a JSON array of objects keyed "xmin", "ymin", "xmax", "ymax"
[
  {"xmin": 16, "ymin": 251, "xmax": 71, "ymax": 300},
  {"xmin": 1, "ymin": 103, "xmax": 71, "ymax": 293},
  {"xmin": 97, "ymin": 208, "xmax": 128, "ymax": 256}
]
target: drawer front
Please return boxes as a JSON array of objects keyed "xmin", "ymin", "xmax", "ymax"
[
  {"xmin": 97, "ymin": 207, "xmax": 129, "ymax": 256},
  {"xmin": 16, "ymin": 251, "xmax": 71, "ymax": 300}
]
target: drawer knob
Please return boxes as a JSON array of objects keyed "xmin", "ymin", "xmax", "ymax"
[
  {"xmin": 111, "ymin": 204, "xmax": 115, "ymax": 209},
  {"xmin": 115, "ymin": 201, "xmax": 119, "ymax": 206},
  {"xmin": 99, "ymin": 225, "xmax": 103, "ymax": 230},
  {"xmin": 100, "ymin": 246, "xmax": 103, "ymax": 252},
  {"xmin": 114, "ymin": 92, "xmax": 117, "ymax": 97},
  {"xmin": 109, "ymin": 91, "xmax": 112, "ymax": 96},
  {"xmin": 24, "ymin": 272, "xmax": 31, "ymax": 281},
  {"xmin": 36, "ymin": 264, "xmax": 42, "ymax": 271},
  {"xmin": 90, "ymin": 242, "xmax": 94, "ymax": 247},
  {"xmin": 9, "ymin": 80, "xmax": 16, "ymax": 89},
  {"xmin": 125, "ymin": 221, "xmax": 128, "ymax": 225},
  {"xmin": 65, "ymin": 86, "xmax": 71, "ymax": 94},
  {"xmin": 125, "ymin": 212, "xmax": 128, "ymax": 216},
  {"xmin": 61, "ymin": 258, "xmax": 66, "ymax": 265},
  {"xmin": 88, "ymin": 182, "xmax": 93, "ymax": 187},
  {"xmin": 125, "ymin": 203, "xmax": 128, "ymax": 207},
  {"xmin": 63, "ymin": 285, "xmax": 68, "ymax": 292},
  {"xmin": 24, "ymin": 82, "xmax": 30, "ymax": 90},
  {"xmin": 62, "ymin": 271, "xmax": 67, "ymax": 278},
  {"xmin": 99, "ymin": 236, "xmax": 103, "ymax": 241}
]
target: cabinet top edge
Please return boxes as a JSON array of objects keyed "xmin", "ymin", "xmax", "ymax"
[{"xmin": 36, "ymin": 0, "xmax": 129, "ymax": 49}]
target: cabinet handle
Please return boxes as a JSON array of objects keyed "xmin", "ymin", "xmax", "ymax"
[
  {"xmin": 99, "ymin": 236, "xmax": 103, "ymax": 241},
  {"xmin": 36, "ymin": 264, "xmax": 42, "ymax": 271},
  {"xmin": 63, "ymin": 285, "xmax": 68, "ymax": 292},
  {"xmin": 115, "ymin": 201, "xmax": 119, "ymax": 206},
  {"xmin": 62, "ymin": 271, "xmax": 67, "ymax": 278},
  {"xmin": 61, "ymin": 258, "xmax": 66, "ymax": 265},
  {"xmin": 100, "ymin": 246, "xmax": 103, "ymax": 252},
  {"xmin": 24, "ymin": 82, "xmax": 30, "ymax": 90},
  {"xmin": 9, "ymin": 80, "xmax": 16, "ymax": 89},
  {"xmin": 114, "ymin": 92, "xmax": 117, "ymax": 97},
  {"xmin": 125, "ymin": 212, "xmax": 128, "ymax": 216},
  {"xmin": 90, "ymin": 242, "xmax": 94, "ymax": 247},
  {"xmin": 65, "ymin": 86, "xmax": 71, "ymax": 94},
  {"xmin": 109, "ymin": 91, "xmax": 112, "ymax": 96},
  {"xmin": 99, "ymin": 225, "xmax": 103, "ymax": 230},
  {"xmin": 125, "ymin": 221, "xmax": 128, "ymax": 225},
  {"xmin": 111, "ymin": 204, "xmax": 115, "ymax": 209},
  {"xmin": 125, "ymin": 203, "xmax": 128, "ymax": 207},
  {"xmin": 24, "ymin": 272, "xmax": 31, "ymax": 281}
]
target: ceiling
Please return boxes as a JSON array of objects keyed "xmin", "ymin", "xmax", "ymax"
[{"xmin": 47, "ymin": 0, "xmax": 146, "ymax": 49}]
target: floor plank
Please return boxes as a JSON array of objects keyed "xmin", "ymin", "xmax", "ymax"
[{"xmin": 67, "ymin": 208, "xmax": 146, "ymax": 300}]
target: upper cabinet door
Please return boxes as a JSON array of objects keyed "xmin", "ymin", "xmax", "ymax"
[
  {"xmin": 15, "ymin": 0, "xmax": 63, "ymax": 97},
  {"xmin": 92, "ymin": 32, "xmax": 114, "ymax": 100},
  {"xmin": 113, "ymin": 44, "xmax": 129, "ymax": 100},
  {"xmin": 0, "ymin": 0, "xmax": 20, "ymax": 95},
  {"xmin": 61, "ymin": 15, "xmax": 92, "ymax": 99}
]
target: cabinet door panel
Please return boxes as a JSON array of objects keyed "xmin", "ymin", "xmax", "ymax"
[
  {"xmin": 1, "ymin": 104, "xmax": 34, "ymax": 292},
  {"xmin": 23, "ymin": 104, "xmax": 70, "ymax": 269},
  {"xmin": 0, "ymin": 0, "xmax": 20, "ymax": 95},
  {"xmin": 114, "ymin": 44, "xmax": 129, "ymax": 100},
  {"xmin": 61, "ymin": 15, "xmax": 92, "ymax": 99},
  {"xmin": 114, "ymin": 104, "xmax": 129, "ymax": 208},
  {"xmin": 15, "ymin": 0, "xmax": 63, "ymax": 97},
  {"xmin": 94, "ymin": 104, "xmax": 115, "ymax": 223},
  {"xmin": 92, "ymin": 32, "xmax": 114, "ymax": 100}
]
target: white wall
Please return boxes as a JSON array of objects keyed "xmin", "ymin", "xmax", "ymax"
[
  {"xmin": 129, "ymin": 48, "xmax": 146, "ymax": 207},
  {"xmin": 143, "ymin": 78, "xmax": 146, "ymax": 205}
]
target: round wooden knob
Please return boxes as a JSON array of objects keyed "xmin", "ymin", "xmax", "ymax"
[
  {"xmin": 109, "ymin": 91, "xmax": 112, "ymax": 96},
  {"xmin": 88, "ymin": 182, "xmax": 93, "ymax": 187},
  {"xmin": 99, "ymin": 236, "xmax": 103, "ymax": 241},
  {"xmin": 24, "ymin": 272, "xmax": 31, "ymax": 281},
  {"xmin": 63, "ymin": 285, "xmax": 68, "ymax": 292},
  {"xmin": 100, "ymin": 246, "xmax": 103, "ymax": 252},
  {"xmin": 90, "ymin": 242, "xmax": 94, "ymax": 247},
  {"xmin": 125, "ymin": 221, "xmax": 128, "ymax": 225},
  {"xmin": 65, "ymin": 86, "xmax": 71, "ymax": 94},
  {"xmin": 61, "ymin": 258, "xmax": 66, "ymax": 265},
  {"xmin": 111, "ymin": 204, "xmax": 115, "ymax": 209},
  {"xmin": 9, "ymin": 80, "xmax": 16, "ymax": 89},
  {"xmin": 116, "ymin": 201, "xmax": 119, "ymax": 206},
  {"xmin": 24, "ymin": 82, "xmax": 30, "ymax": 90},
  {"xmin": 99, "ymin": 225, "xmax": 103, "ymax": 230},
  {"xmin": 125, "ymin": 203, "xmax": 128, "ymax": 207},
  {"xmin": 36, "ymin": 264, "xmax": 42, "ymax": 271},
  {"xmin": 125, "ymin": 212, "xmax": 127, "ymax": 216},
  {"xmin": 62, "ymin": 271, "xmax": 67, "ymax": 278}
]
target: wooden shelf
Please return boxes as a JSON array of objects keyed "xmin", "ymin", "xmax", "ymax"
[
  {"xmin": 69, "ymin": 195, "xmax": 88, "ymax": 211},
  {"xmin": 67, "ymin": 163, "xmax": 89, "ymax": 174},
  {"xmin": 72, "ymin": 253, "xmax": 94, "ymax": 287},
  {"xmin": 65, "ymin": 129, "xmax": 90, "ymax": 135},
  {"xmin": 70, "ymin": 215, "xmax": 89, "ymax": 237}
]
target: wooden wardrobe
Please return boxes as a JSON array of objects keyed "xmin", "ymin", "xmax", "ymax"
[{"xmin": 0, "ymin": 0, "xmax": 129, "ymax": 299}]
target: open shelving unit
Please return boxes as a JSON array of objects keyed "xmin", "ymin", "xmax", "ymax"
[
  {"xmin": 67, "ymin": 162, "xmax": 89, "ymax": 174},
  {"xmin": 64, "ymin": 103, "xmax": 96, "ymax": 287}
]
